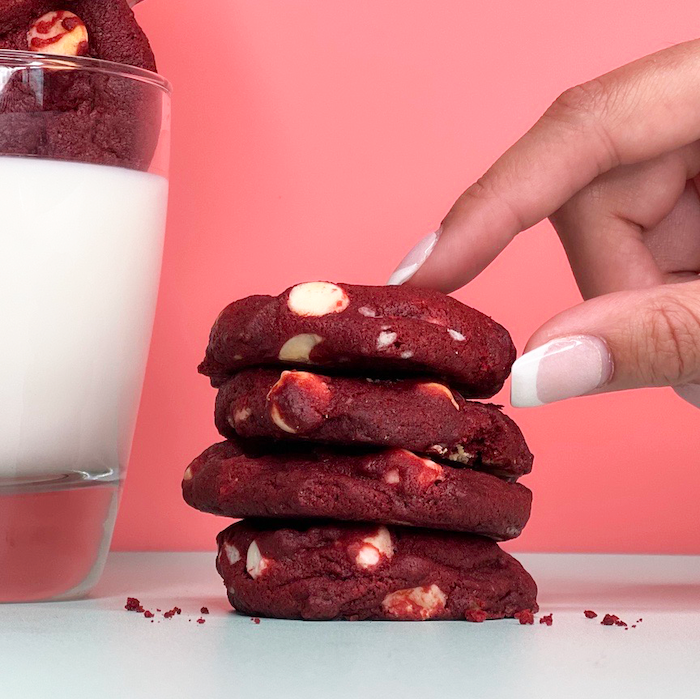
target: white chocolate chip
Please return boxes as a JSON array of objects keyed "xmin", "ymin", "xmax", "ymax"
[
  {"xmin": 232, "ymin": 354, "xmax": 243, "ymax": 361},
  {"xmin": 234, "ymin": 408, "xmax": 252, "ymax": 424},
  {"xmin": 287, "ymin": 282, "xmax": 349, "ymax": 317},
  {"xmin": 246, "ymin": 541, "xmax": 270, "ymax": 579},
  {"xmin": 355, "ymin": 526, "xmax": 393, "ymax": 569},
  {"xmin": 278, "ymin": 334, "xmax": 323, "ymax": 362},
  {"xmin": 356, "ymin": 544, "xmax": 381, "ymax": 569},
  {"xmin": 419, "ymin": 382, "xmax": 460, "ymax": 410},
  {"xmin": 224, "ymin": 543, "xmax": 241, "ymax": 565},
  {"xmin": 182, "ymin": 466, "xmax": 193, "ymax": 481},
  {"xmin": 27, "ymin": 11, "xmax": 88, "ymax": 57},
  {"xmin": 397, "ymin": 449, "xmax": 444, "ymax": 486},
  {"xmin": 270, "ymin": 403, "xmax": 297, "ymax": 433},
  {"xmin": 419, "ymin": 458, "xmax": 444, "ymax": 485},
  {"xmin": 358, "ymin": 306, "xmax": 376, "ymax": 317},
  {"xmin": 272, "ymin": 370, "xmax": 327, "ymax": 390},
  {"xmin": 400, "ymin": 350, "xmax": 414, "ymax": 359},
  {"xmin": 267, "ymin": 371, "xmax": 330, "ymax": 433},
  {"xmin": 448, "ymin": 328, "xmax": 466, "ymax": 341},
  {"xmin": 447, "ymin": 444, "xmax": 475, "ymax": 465},
  {"xmin": 377, "ymin": 331, "xmax": 397, "ymax": 351},
  {"xmin": 382, "ymin": 584, "xmax": 447, "ymax": 620},
  {"xmin": 384, "ymin": 469, "xmax": 400, "ymax": 484}
]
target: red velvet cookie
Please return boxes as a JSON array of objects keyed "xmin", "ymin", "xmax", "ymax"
[
  {"xmin": 215, "ymin": 368, "xmax": 533, "ymax": 479},
  {"xmin": 216, "ymin": 520, "xmax": 538, "ymax": 621},
  {"xmin": 182, "ymin": 440, "xmax": 532, "ymax": 540},
  {"xmin": 199, "ymin": 282, "xmax": 516, "ymax": 398},
  {"xmin": 0, "ymin": 0, "xmax": 160, "ymax": 170}
]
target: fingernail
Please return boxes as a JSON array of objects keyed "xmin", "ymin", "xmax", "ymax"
[
  {"xmin": 387, "ymin": 227, "xmax": 441, "ymax": 286},
  {"xmin": 511, "ymin": 335, "xmax": 613, "ymax": 408},
  {"xmin": 674, "ymin": 383, "xmax": 700, "ymax": 410}
]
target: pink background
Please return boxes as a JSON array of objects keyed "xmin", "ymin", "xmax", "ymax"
[{"xmin": 117, "ymin": 0, "xmax": 700, "ymax": 553}]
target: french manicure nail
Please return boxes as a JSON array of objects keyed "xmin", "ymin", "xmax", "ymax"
[
  {"xmin": 511, "ymin": 335, "xmax": 613, "ymax": 408},
  {"xmin": 674, "ymin": 383, "xmax": 700, "ymax": 410},
  {"xmin": 387, "ymin": 227, "xmax": 441, "ymax": 286}
]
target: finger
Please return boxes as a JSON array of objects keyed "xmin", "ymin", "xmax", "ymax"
[
  {"xmin": 510, "ymin": 280, "xmax": 700, "ymax": 407},
  {"xmin": 389, "ymin": 39, "xmax": 700, "ymax": 292},
  {"xmin": 644, "ymin": 178, "xmax": 700, "ymax": 280},
  {"xmin": 550, "ymin": 147, "xmax": 700, "ymax": 298}
]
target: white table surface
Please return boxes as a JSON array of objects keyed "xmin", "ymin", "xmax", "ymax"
[{"xmin": 1, "ymin": 552, "xmax": 699, "ymax": 699}]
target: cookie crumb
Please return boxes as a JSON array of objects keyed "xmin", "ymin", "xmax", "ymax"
[
  {"xmin": 196, "ymin": 618, "xmax": 206, "ymax": 624},
  {"xmin": 465, "ymin": 609, "xmax": 487, "ymax": 623},
  {"xmin": 163, "ymin": 606, "xmax": 182, "ymax": 619},
  {"xmin": 200, "ymin": 607, "xmax": 209, "ymax": 615},
  {"xmin": 584, "ymin": 610, "xmax": 597, "ymax": 619},
  {"xmin": 601, "ymin": 614, "xmax": 627, "ymax": 627},
  {"xmin": 515, "ymin": 610, "xmax": 534, "ymax": 625},
  {"xmin": 252, "ymin": 617, "xmax": 261, "ymax": 625},
  {"xmin": 144, "ymin": 611, "xmax": 154, "ymax": 619},
  {"xmin": 539, "ymin": 614, "xmax": 553, "ymax": 626},
  {"xmin": 125, "ymin": 597, "xmax": 144, "ymax": 613}
]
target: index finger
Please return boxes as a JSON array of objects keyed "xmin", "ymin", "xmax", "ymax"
[{"xmin": 400, "ymin": 39, "xmax": 700, "ymax": 293}]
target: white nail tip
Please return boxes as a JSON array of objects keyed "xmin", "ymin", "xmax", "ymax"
[
  {"xmin": 510, "ymin": 335, "xmax": 611, "ymax": 408},
  {"xmin": 387, "ymin": 263, "xmax": 421, "ymax": 287},
  {"xmin": 387, "ymin": 230, "xmax": 440, "ymax": 286},
  {"xmin": 510, "ymin": 344, "xmax": 549, "ymax": 408}
]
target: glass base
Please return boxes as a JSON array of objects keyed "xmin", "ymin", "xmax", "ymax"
[{"xmin": 0, "ymin": 474, "xmax": 121, "ymax": 603}]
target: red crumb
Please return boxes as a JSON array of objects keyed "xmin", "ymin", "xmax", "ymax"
[
  {"xmin": 125, "ymin": 597, "xmax": 144, "ymax": 613},
  {"xmin": 637, "ymin": 618, "xmax": 643, "ymax": 623},
  {"xmin": 465, "ymin": 609, "xmax": 487, "ymax": 623},
  {"xmin": 515, "ymin": 610, "xmax": 535, "ymax": 625},
  {"xmin": 539, "ymin": 614, "xmax": 553, "ymax": 626},
  {"xmin": 200, "ymin": 607, "xmax": 209, "ymax": 615},
  {"xmin": 601, "ymin": 614, "xmax": 627, "ymax": 627},
  {"xmin": 196, "ymin": 618, "xmax": 206, "ymax": 624},
  {"xmin": 584, "ymin": 610, "xmax": 598, "ymax": 619},
  {"xmin": 144, "ymin": 611, "xmax": 154, "ymax": 619},
  {"xmin": 252, "ymin": 617, "xmax": 261, "ymax": 625},
  {"xmin": 163, "ymin": 606, "xmax": 182, "ymax": 619}
]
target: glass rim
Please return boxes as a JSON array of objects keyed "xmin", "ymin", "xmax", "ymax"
[{"xmin": 0, "ymin": 49, "xmax": 171, "ymax": 94}]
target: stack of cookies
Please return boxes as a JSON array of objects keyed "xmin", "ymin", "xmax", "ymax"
[{"xmin": 183, "ymin": 282, "xmax": 538, "ymax": 621}]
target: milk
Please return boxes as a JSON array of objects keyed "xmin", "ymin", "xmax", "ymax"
[{"xmin": 0, "ymin": 157, "xmax": 168, "ymax": 483}]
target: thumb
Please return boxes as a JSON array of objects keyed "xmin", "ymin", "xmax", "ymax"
[{"xmin": 511, "ymin": 280, "xmax": 700, "ymax": 408}]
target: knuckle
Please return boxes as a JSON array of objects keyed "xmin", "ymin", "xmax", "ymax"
[
  {"xmin": 547, "ymin": 79, "xmax": 609, "ymax": 125},
  {"xmin": 641, "ymin": 294, "xmax": 700, "ymax": 385},
  {"xmin": 459, "ymin": 177, "xmax": 526, "ymax": 231},
  {"xmin": 543, "ymin": 78, "xmax": 620, "ymax": 171}
]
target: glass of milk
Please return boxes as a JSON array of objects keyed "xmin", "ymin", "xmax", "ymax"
[{"xmin": 0, "ymin": 51, "xmax": 171, "ymax": 601}]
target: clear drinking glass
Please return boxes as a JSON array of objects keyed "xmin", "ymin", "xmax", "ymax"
[{"xmin": 0, "ymin": 51, "xmax": 171, "ymax": 602}]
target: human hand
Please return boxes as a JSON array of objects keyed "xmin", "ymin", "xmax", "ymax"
[{"xmin": 388, "ymin": 40, "xmax": 700, "ymax": 409}]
